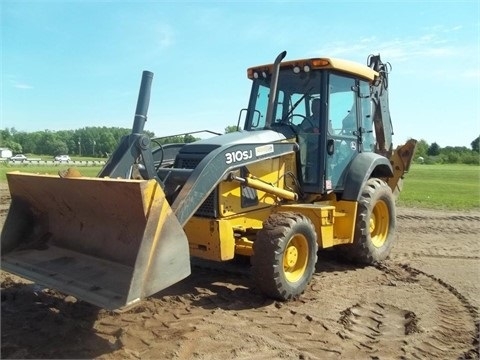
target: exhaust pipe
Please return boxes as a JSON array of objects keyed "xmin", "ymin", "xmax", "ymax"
[{"xmin": 132, "ymin": 71, "xmax": 154, "ymax": 135}]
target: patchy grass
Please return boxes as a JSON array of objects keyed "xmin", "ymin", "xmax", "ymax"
[
  {"xmin": 1, "ymin": 163, "xmax": 479, "ymax": 211},
  {"xmin": 0, "ymin": 165, "xmax": 102, "ymax": 181},
  {"xmin": 398, "ymin": 164, "xmax": 480, "ymax": 210}
]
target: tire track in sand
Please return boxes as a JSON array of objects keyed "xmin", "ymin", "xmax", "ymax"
[
  {"xmin": 2, "ymin": 258, "xmax": 477, "ymax": 359},
  {"xmin": 377, "ymin": 263, "xmax": 478, "ymax": 359}
]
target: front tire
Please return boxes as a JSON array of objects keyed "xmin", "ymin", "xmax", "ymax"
[
  {"xmin": 252, "ymin": 213, "xmax": 318, "ymax": 300},
  {"xmin": 345, "ymin": 178, "xmax": 396, "ymax": 264}
]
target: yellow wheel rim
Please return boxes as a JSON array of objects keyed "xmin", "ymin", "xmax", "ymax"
[
  {"xmin": 370, "ymin": 200, "xmax": 389, "ymax": 248},
  {"xmin": 283, "ymin": 234, "xmax": 309, "ymax": 283}
]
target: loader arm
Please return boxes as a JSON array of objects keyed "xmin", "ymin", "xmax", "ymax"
[{"xmin": 158, "ymin": 141, "xmax": 298, "ymax": 227}]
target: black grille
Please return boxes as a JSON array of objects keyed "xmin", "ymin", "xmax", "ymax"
[
  {"xmin": 177, "ymin": 157, "xmax": 200, "ymax": 169},
  {"xmin": 175, "ymin": 154, "xmax": 217, "ymax": 218},
  {"xmin": 196, "ymin": 192, "xmax": 217, "ymax": 218}
]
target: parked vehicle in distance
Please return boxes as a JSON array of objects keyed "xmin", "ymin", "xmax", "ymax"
[
  {"xmin": 9, "ymin": 154, "xmax": 28, "ymax": 162},
  {"xmin": 55, "ymin": 155, "xmax": 71, "ymax": 162}
]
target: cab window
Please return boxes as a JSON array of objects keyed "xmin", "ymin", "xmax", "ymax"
[
  {"xmin": 326, "ymin": 74, "xmax": 358, "ymax": 190},
  {"xmin": 359, "ymin": 80, "xmax": 375, "ymax": 152}
]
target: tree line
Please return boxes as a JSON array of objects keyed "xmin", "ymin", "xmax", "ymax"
[
  {"xmin": 413, "ymin": 137, "xmax": 479, "ymax": 165},
  {"xmin": 0, "ymin": 127, "xmax": 199, "ymax": 158},
  {"xmin": 1, "ymin": 126, "xmax": 478, "ymax": 165}
]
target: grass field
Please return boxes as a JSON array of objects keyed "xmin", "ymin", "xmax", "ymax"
[
  {"xmin": 397, "ymin": 164, "xmax": 480, "ymax": 210},
  {"xmin": 1, "ymin": 163, "xmax": 479, "ymax": 211},
  {"xmin": 0, "ymin": 165, "xmax": 102, "ymax": 181}
]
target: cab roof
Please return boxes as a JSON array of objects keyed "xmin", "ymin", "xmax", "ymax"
[{"xmin": 247, "ymin": 57, "xmax": 378, "ymax": 82}]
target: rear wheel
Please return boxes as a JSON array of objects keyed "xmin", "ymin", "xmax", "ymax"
[
  {"xmin": 343, "ymin": 178, "xmax": 396, "ymax": 264},
  {"xmin": 252, "ymin": 213, "xmax": 318, "ymax": 300}
]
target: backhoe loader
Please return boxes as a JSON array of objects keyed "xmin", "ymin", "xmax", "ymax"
[{"xmin": 1, "ymin": 51, "xmax": 416, "ymax": 310}]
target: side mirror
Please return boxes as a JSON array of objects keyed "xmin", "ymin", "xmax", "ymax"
[{"xmin": 327, "ymin": 139, "xmax": 335, "ymax": 155}]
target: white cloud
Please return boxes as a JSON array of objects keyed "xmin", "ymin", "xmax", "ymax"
[
  {"xmin": 154, "ymin": 23, "xmax": 174, "ymax": 49},
  {"xmin": 461, "ymin": 69, "xmax": 480, "ymax": 79},
  {"xmin": 423, "ymin": 24, "xmax": 464, "ymax": 34},
  {"xmin": 9, "ymin": 79, "xmax": 34, "ymax": 90},
  {"xmin": 337, "ymin": 38, "xmax": 451, "ymax": 61},
  {"xmin": 314, "ymin": 27, "xmax": 473, "ymax": 66}
]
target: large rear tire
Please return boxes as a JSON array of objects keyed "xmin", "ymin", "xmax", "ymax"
[
  {"xmin": 344, "ymin": 178, "xmax": 396, "ymax": 264},
  {"xmin": 252, "ymin": 213, "xmax": 318, "ymax": 300}
]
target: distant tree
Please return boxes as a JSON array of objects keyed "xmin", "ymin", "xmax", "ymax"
[
  {"xmin": 183, "ymin": 134, "xmax": 198, "ymax": 143},
  {"xmin": 9, "ymin": 142, "xmax": 23, "ymax": 154},
  {"xmin": 14, "ymin": 131, "xmax": 40, "ymax": 154},
  {"xmin": 51, "ymin": 139, "xmax": 69, "ymax": 156},
  {"xmin": 443, "ymin": 152, "xmax": 460, "ymax": 164},
  {"xmin": 0, "ymin": 129, "xmax": 12, "ymax": 142},
  {"xmin": 156, "ymin": 135, "xmax": 185, "ymax": 145},
  {"xmin": 0, "ymin": 128, "xmax": 22, "ymax": 153},
  {"xmin": 225, "ymin": 125, "xmax": 239, "ymax": 133},
  {"xmin": 427, "ymin": 142, "xmax": 440, "ymax": 156},
  {"xmin": 154, "ymin": 134, "xmax": 200, "ymax": 145},
  {"xmin": 37, "ymin": 131, "xmax": 70, "ymax": 155},
  {"xmin": 471, "ymin": 136, "xmax": 479, "ymax": 153},
  {"xmin": 462, "ymin": 151, "xmax": 480, "ymax": 165},
  {"xmin": 414, "ymin": 139, "xmax": 429, "ymax": 159},
  {"xmin": 97, "ymin": 131, "xmax": 118, "ymax": 157}
]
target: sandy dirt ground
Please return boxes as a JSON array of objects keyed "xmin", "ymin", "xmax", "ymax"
[{"xmin": 1, "ymin": 182, "xmax": 479, "ymax": 359}]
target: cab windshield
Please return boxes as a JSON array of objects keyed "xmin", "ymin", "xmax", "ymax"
[{"xmin": 244, "ymin": 69, "xmax": 322, "ymax": 130}]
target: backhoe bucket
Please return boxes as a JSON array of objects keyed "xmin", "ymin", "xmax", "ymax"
[{"xmin": 1, "ymin": 172, "xmax": 191, "ymax": 310}]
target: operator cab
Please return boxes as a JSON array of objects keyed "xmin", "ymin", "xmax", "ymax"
[{"xmin": 243, "ymin": 58, "xmax": 377, "ymax": 196}]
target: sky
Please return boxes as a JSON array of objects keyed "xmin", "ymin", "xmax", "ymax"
[{"xmin": 1, "ymin": 1, "xmax": 479, "ymax": 148}]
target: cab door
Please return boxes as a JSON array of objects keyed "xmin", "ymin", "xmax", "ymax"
[{"xmin": 326, "ymin": 73, "xmax": 359, "ymax": 190}]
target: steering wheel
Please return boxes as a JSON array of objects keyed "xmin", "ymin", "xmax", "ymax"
[{"xmin": 286, "ymin": 114, "xmax": 315, "ymax": 130}]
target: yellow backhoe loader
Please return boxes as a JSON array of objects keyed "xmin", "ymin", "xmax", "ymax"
[{"xmin": 1, "ymin": 51, "xmax": 416, "ymax": 309}]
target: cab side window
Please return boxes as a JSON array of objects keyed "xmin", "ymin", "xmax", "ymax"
[
  {"xmin": 328, "ymin": 76, "xmax": 356, "ymax": 136},
  {"xmin": 359, "ymin": 80, "xmax": 375, "ymax": 152},
  {"xmin": 326, "ymin": 74, "xmax": 358, "ymax": 190},
  {"xmin": 249, "ymin": 84, "xmax": 270, "ymax": 130}
]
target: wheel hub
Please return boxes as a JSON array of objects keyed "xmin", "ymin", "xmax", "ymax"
[
  {"xmin": 283, "ymin": 235, "xmax": 309, "ymax": 283},
  {"xmin": 370, "ymin": 200, "xmax": 389, "ymax": 248},
  {"xmin": 284, "ymin": 246, "xmax": 298, "ymax": 267},
  {"xmin": 369, "ymin": 216, "xmax": 376, "ymax": 233}
]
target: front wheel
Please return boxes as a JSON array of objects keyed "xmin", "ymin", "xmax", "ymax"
[
  {"xmin": 251, "ymin": 213, "xmax": 318, "ymax": 301},
  {"xmin": 343, "ymin": 178, "xmax": 396, "ymax": 264}
]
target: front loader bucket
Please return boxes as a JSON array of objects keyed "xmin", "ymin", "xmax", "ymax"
[{"xmin": 1, "ymin": 172, "xmax": 191, "ymax": 310}]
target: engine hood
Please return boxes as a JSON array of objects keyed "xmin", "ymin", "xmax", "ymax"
[{"xmin": 178, "ymin": 130, "xmax": 288, "ymax": 155}]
